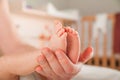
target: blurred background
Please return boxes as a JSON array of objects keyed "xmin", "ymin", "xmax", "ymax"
[{"xmin": 7, "ymin": 0, "xmax": 120, "ymax": 71}]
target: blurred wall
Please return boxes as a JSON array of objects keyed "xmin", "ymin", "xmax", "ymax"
[
  {"xmin": 26, "ymin": 0, "xmax": 120, "ymax": 16},
  {"xmin": 9, "ymin": 0, "xmax": 120, "ymax": 16},
  {"xmin": 67, "ymin": 0, "xmax": 120, "ymax": 16},
  {"xmin": 26, "ymin": 0, "xmax": 68, "ymax": 10}
]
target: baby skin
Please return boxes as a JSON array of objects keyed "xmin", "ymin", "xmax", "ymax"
[
  {"xmin": 0, "ymin": 22, "xmax": 81, "ymax": 80},
  {"xmin": 47, "ymin": 22, "xmax": 67, "ymax": 52},
  {"xmin": 0, "ymin": 0, "xmax": 81, "ymax": 79},
  {"xmin": 0, "ymin": 23, "xmax": 68, "ymax": 77},
  {"xmin": 52, "ymin": 22, "xmax": 81, "ymax": 63},
  {"xmin": 64, "ymin": 27, "xmax": 80, "ymax": 63}
]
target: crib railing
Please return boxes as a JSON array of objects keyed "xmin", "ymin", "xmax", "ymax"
[{"xmin": 79, "ymin": 14, "xmax": 120, "ymax": 70}]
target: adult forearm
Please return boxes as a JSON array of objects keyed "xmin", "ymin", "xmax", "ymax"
[
  {"xmin": 0, "ymin": 56, "xmax": 19, "ymax": 80},
  {"xmin": 0, "ymin": 0, "xmax": 22, "ymax": 54}
]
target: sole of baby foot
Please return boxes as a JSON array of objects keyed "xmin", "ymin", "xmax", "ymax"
[
  {"xmin": 65, "ymin": 27, "xmax": 80, "ymax": 64},
  {"xmin": 48, "ymin": 28, "xmax": 67, "ymax": 53}
]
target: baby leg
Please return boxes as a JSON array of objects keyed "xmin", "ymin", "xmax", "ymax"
[{"xmin": 3, "ymin": 50, "xmax": 42, "ymax": 76}]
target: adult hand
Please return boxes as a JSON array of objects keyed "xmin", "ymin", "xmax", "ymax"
[
  {"xmin": 35, "ymin": 48, "xmax": 82, "ymax": 80},
  {"xmin": 35, "ymin": 47, "xmax": 93, "ymax": 80}
]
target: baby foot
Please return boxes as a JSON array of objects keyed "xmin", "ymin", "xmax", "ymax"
[
  {"xmin": 64, "ymin": 27, "xmax": 80, "ymax": 63},
  {"xmin": 47, "ymin": 22, "xmax": 67, "ymax": 52}
]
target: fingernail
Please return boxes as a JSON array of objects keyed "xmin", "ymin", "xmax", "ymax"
[
  {"xmin": 35, "ymin": 66, "xmax": 42, "ymax": 73},
  {"xmin": 88, "ymin": 46, "xmax": 93, "ymax": 52},
  {"xmin": 90, "ymin": 47, "xmax": 94, "ymax": 57},
  {"xmin": 90, "ymin": 50, "xmax": 94, "ymax": 58},
  {"xmin": 87, "ymin": 47, "xmax": 94, "ymax": 57}
]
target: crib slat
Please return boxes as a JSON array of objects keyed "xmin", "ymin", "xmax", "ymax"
[
  {"xmin": 110, "ymin": 54, "xmax": 115, "ymax": 68},
  {"xmin": 102, "ymin": 34, "xmax": 108, "ymax": 67},
  {"xmin": 112, "ymin": 15, "xmax": 116, "ymax": 69},
  {"xmin": 88, "ymin": 19, "xmax": 93, "ymax": 45},
  {"xmin": 94, "ymin": 38, "xmax": 100, "ymax": 66},
  {"xmin": 119, "ymin": 57, "xmax": 120, "ymax": 70},
  {"xmin": 87, "ymin": 19, "xmax": 93, "ymax": 65},
  {"xmin": 81, "ymin": 20, "xmax": 85, "ymax": 51},
  {"xmin": 110, "ymin": 15, "xmax": 116, "ymax": 69}
]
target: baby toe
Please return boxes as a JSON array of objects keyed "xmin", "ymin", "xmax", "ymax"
[{"xmin": 57, "ymin": 28, "xmax": 65, "ymax": 37}]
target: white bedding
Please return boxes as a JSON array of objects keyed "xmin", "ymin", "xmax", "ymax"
[
  {"xmin": 20, "ymin": 65, "xmax": 120, "ymax": 80},
  {"xmin": 73, "ymin": 65, "xmax": 120, "ymax": 80}
]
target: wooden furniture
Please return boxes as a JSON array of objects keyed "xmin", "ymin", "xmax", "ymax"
[{"xmin": 80, "ymin": 14, "xmax": 120, "ymax": 70}]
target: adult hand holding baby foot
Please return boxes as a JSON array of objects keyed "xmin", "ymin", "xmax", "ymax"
[
  {"xmin": 0, "ymin": 0, "xmax": 93, "ymax": 79},
  {"xmin": 35, "ymin": 21, "xmax": 93, "ymax": 80},
  {"xmin": 36, "ymin": 48, "xmax": 81, "ymax": 80}
]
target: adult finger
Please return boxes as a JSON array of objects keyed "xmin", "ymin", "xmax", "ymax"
[
  {"xmin": 36, "ymin": 53, "xmax": 55, "ymax": 78},
  {"xmin": 55, "ymin": 49, "xmax": 82, "ymax": 74},
  {"xmin": 41, "ymin": 48, "xmax": 65, "ymax": 77},
  {"xmin": 79, "ymin": 46, "xmax": 93, "ymax": 63}
]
